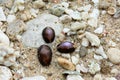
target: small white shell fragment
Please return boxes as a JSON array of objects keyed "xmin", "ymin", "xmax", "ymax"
[
  {"xmin": 0, "ymin": 30, "xmax": 10, "ymax": 46},
  {"xmin": 57, "ymin": 57, "xmax": 75, "ymax": 70},
  {"xmin": 107, "ymin": 48, "xmax": 120, "ymax": 64},
  {"xmin": 0, "ymin": 43, "xmax": 17, "ymax": 66},
  {"xmin": 0, "ymin": 66, "xmax": 12, "ymax": 80},
  {"xmin": 90, "ymin": 8, "xmax": 100, "ymax": 19},
  {"xmin": 7, "ymin": 15, "xmax": 16, "ymax": 23},
  {"xmin": 63, "ymin": 28, "xmax": 70, "ymax": 33},
  {"xmin": 95, "ymin": 46, "xmax": 108, "ymax": 59},
  {"xmin": 88, "ymin": 61, "xmax": 101, "ymax": 74},
  {"xmin": 107, "ymin": 7, "xmax": 116, "ymax": 15},
  {"xmin": 22, "ymin": 13, "xmax": 63, "ymax": 47},
  {"xmin": 71, "ymin": 22, "xmax": 87, "ymax": 31},
  {"xmin": 33, "ymin": 0, "xmax": 45, "ymax": 9},
  {"xmin": 0, "ymin": 7, "xmax": 6, "ymax": 21},
  {"xmin": 65, "ymin": 9, "xmax": 81, "ymax": 20},
  {"xmin": 88, "ymin": 18, "xmax": 98, "ymax": 27},
  {"xmin": 7, "ymin": 20, "xmax": 26, "ymax": 36},
  {"xmin": 93, "ymin": 74, "xmax": 103, "ymax": 80},
  {"xmin": 62, "ymin": 70, "xmax": 80, "ymax": 75},
  {"xmin": 67, "ymin": 75, "xmax": 84, "ymax": 80},
  {"xmin": 76, "ymin": 64, "xmax": 88, "ymax": 73},
  {"xmin": 61, "ymin": 2, "xmax": 69, "ymax": 9},
  {"xmin": 85, "ymin": 32, "xmax": 100, "ymax": 47},
  {"xmin": 60, "ymin": 15, "xmax": 72, "ymax": 23},
  {"xmin": 81, "ymin": 38, "xmax": 89, "ymax": 47},
  {"xmin": 94, "ymin": 54, "xmax": 103, "ymax": 60},
  {"xmin": 21, "ymin": 76, "xmax": 46, "ymax": 80},
  {"xmin": 71, "ymin": 56, "xmax": 79, "ymax": 65},
  {"xmin": 94, "ymin": 24, "xmax": 105, "ymax": 34}
]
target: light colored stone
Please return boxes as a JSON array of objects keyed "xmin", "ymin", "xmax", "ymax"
[
  {"xmin": 95, "ymin": 46, "xmax": 107, "ymax": 59},
  {"xmin": 107, "ymin": 48, "xmax": 120, "ymax": 64},
  {"xmin": 88, "ymin": 61, "xmax": 101, "ymax": 74},
  {"xmin": 50, "ymin": 4, "xmax": 65, "ymax": 16},
  {"xmin": 30, "ymin": 8, "xmax": 39, "ymax": 18},
  {"xmin": 111, "ymin": 68, "xmax": 119, "ymax": 74},
  {"xmin": 88, "ymin": 18, "xmax": 98, "ymax": 27},
  {"xmin": 0, "ymin": 43, "xmax": 17, "ymax": 66},
  {"xmin": 81, "ymin": 38, "xmax": 89, "ymax": 47},
  {"xmin": 90, "ymin": 8, "xmax": 100, "ymax": 19},
  {"xmin": 10, "ymin": 0, "xmax": 25, "ymax": 13},
  {"xmin": 62, "ymin": 28, "xmax": 70, "ymax": 33},
  {"xmin": 21, "ymin": 76, "xmax": 46, "ymax": 80},
  {"xmin": 76, "ymin": 64, "xmax": 88, "ymax": 73},
  {"xmin": 57, "ymin": 57, "xmax": 75, "ymax": 70},
  {"xmin": 7, "ymin": 15, "xmax": 16, "ymax": 23},
  {"xmin": 0, "ymin": 30, "xmax": 10, "ymax": 46},
  {"xmin": 94, "ymin": 54, "xmax": 103, "ymax": 60},
  {"xmin": 94, "ymin": 24, "xmax": 105, "ymax": 34},
  {"xmin": 85, "ymin": 32, "xmax": 100, "ymax": 47},
  {"xmin": 7, "ymin": 20, "xmax": 26, "ymax": 36},
  {"xmin": 70, "ymin": 22, "xmax": 87, "ymax": 31},
  {"xmin": 67, "ymin": 75, "xmax": 84, "ymax": 80},
  {"xmin": 33, "ymin": 0, "xmax": 45, "ymax": 9},
  {"xmin": 65, "ymin": 9, "xmax": 81, "ymax": 20},
  {"xmin": 108, "ymin": 40, "xmax": 116, "ymax": 47},
  {"xmin": 81, "ymin": 12, "xmax": 89, "ymax": 20},
  {"xmin": 0, "ymin": 7, "xmax": 6, "ymax": 21},
  {"xmin": 104, "ymin": 77, "xmax": 117, "ymax": 80},
  {"xmin": 93, "ymin": 74, "xmax": 103, "ymax": 80},
  {"xmin": 0, "ymin": 66, "xmax": 12, "ymax": 80},
  {"xmin": 78, "ymin": 4, "xmax": 92, "ymax": 12},
  {"xmin": 61, "ymin": 53, "xmax": 71, "ymax": 59},
  {"xmin": 71, "ymin": 56, "xmax": 79, "ymax": 65},
  {"xmin": 22, "ymin": 13, "xmax": 63, "ymax": 47},
  {"xmin": 60, "ymin": 15, "xmax": 72, "ymax": 23}
]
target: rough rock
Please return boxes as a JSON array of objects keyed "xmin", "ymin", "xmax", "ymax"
[
  {"xmin": 81, "ymin": 38, "xmax": 89, "ymax": 47},
  {"xmin": 22, "ymin": 13, "xmax": 63, "ymax": 47},
  {"xmin": 0, "ymin": 66, "xmax": 12, "ymax": 80},
  {"xmin": 107, "ymin": 48, "xmax": 120, "ymax": 64},
  {"xmin": 93, "ymin": 74, "xmax": 103, "ymax": 80}
]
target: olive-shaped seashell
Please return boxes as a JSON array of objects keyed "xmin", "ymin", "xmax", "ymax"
[
  {"xmin": 42, "ymin": 27, "xmax": 55, "ymax": 43},
  {"xmin": 57, "ymin": 41, "xmax": 75, "ymax": 53},
  {"xmin": 37, "ymin": 45, "xmax": 52, "ymax": 66}
]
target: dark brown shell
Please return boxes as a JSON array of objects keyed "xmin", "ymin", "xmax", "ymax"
[
  {"xmin": 57, "ymin": 41, "xmax": 75, "ymax": 53},
  {"xmin": 42, "ymin": 27, "xmax": 55, "ymax": 43},
  {"xmin": 37, "ymin": 45, "xmax": 52, "ymax": 66}
]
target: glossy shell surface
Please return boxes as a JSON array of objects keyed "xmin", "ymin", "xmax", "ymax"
[{"xmin": 38, "ymin": 45, "xmax": 52, "ymax": 66}]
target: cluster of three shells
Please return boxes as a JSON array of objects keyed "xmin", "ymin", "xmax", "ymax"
[{"xmin": 38, "ymin": 27, "xmax": 75, "ymax": 66}]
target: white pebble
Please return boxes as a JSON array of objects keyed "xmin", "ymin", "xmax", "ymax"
[
  {"xmin": 65, "ymin": 9, "xmax": 81, "ymax": 20},
  {"xmin": 60, "ymin": 15, "xmax": 72, "ymax": 23},
  {"xmin": 88, "ymin": 18, "xmax": 98, "ymax": 27},
  {"xmin": 71, "ymin": 22, "xmax": 87, "ymax": 31},
  {"xmin": 0, "ymin": 7, "xmax": 6, "ymax": 21},
  {"xmin": 76, "ymin": 64, "xmax": 88, "ymax": 73},
  {"xmin": 85, "ymin": 32, "xmax": 100, "ymax": 47},
  {"xmin": 0, "ymin": 66, "xmax": 12, "ymax": 80},
  {"xmin": 93, "ymin": 74, "xmax": 103, "ymax": 80},
  {"xmin": 94, "ymin": 24, "xmax": 105, "ymax": 34},
  {"xmin": 63, "ymin": 28, "xmax": 70, "ymax": 33},
  {"xmin": 94, "ymin": 54, "xmax": 103, "ymax": 60},
  {"xmin": 95, "ymin": 46, "xmax": 108, "ymax": 59},
  {"xmin": 81, "ymin": 38, "xmax": 89, "ymax": 47},
  {"xmin": 88, "ymin": 61, "xmax": 101, "ymax": 74},
  {"xmin": 71, "ymin": 56, "xmax": 79, "ymax": 65},
  {"xmin": 67, "ymin": 75, "xmax": 84, "ymax": 80},
  {"xmin": 7, "ymin": 15, "xmax": 16, "ymax": 23},
  {"xmin": 0, "ymin": 30, "xmax": 10, "ymax": 46},
  {"xmin": 21, "ymin": 76, "xmax": 46, "ymax": 80},
  {"xmin": 107, "ymin": 48, "xmax": 120, "ymax": 64}
]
